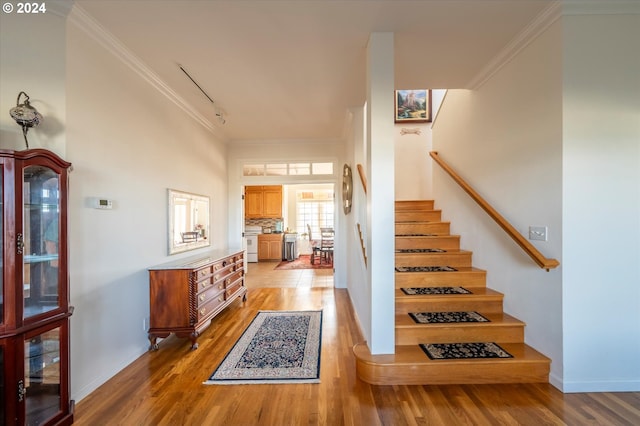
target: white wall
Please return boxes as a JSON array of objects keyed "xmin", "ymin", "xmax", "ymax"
[
  {"xmin": 64, "ymin": 12, "xmax": 228, "ymax": 401},
  {"xmin": 0, "ymin": 1, "xmax": 71, "ymax": 153},
  {"xmin": 432, "ymin": 21, "xmax": 564, "ymax": 384},
  {"xmin": 394, "ymin": 89, "xmax": 446, "ymax": 200},
  {"xmin": 343, "ymin": 106, "xmax": 371, "ymax": 346},
  {"xmin": 561, "ymin": 13, "xmax": 640, "ymax": 392}
]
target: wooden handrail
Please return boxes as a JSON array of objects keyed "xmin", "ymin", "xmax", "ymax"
[
  {"xmin": 357, "ymin": 164, "xmax": 367, "ymax": 194},
  {"xmin": 430, "ymin": 151, "xmax": 559, "ymax": 271}
]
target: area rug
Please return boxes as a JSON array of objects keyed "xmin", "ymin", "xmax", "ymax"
[
  {"xmin": 275, "ymin": 255, "xmax": 333, "ymax": 270},
  {"xmin": 395, "ymin": 266, "xmax": 458, "ymax": 273},
  {"xmin": 409, "ymin": 311, "xmax": 489, "ymax": 324},
  {"xmin": 204, "ymin": 310, "xmax": 322, "ymax": 385},
  {"xmin": 420, "ymin": 342, "xmax": 513, "ymax": 360},
  {"xmin": 401, "ymin": 286, "xmax": 472, "ymax": 295}
]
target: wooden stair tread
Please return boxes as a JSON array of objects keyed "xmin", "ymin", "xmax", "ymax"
[
  {"xmin": 395, "ymin": 312, "xmax": 524, "ymax": 327},
  {"xmin": 395, "ymin": 200, "xmax": 435, "ymax": 211},
  {"xmin": 395, "ymin": 286, "xmax": 502, "ymax": 299},
  {"xmin": 354, "ymin": 342, "xmax": 550, "ymax": 366},
  {"xmin": 354, "ymin": 342, "xmax": 550, "ymax": 385}
]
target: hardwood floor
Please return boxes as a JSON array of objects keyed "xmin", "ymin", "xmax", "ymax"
[{"xmin": 73, "ymin": 262, "xmax": 640, "ymax": 425}]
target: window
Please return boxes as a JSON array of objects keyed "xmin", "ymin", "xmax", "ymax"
[
  {"xmin": 242, "ymin": 161, "xmax": 334, "ymax": 177},
  {"xmin": 295, "ymin": 190, "xmax": 334, "ymax": 237}
]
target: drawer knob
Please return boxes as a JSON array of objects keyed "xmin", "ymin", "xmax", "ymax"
[
  {"xmin": 201, "ymin": 282, "xmax": 207, "ymax": 288},
  {"xmin": 225, "ymin": 278, "xmax": 231, "ymax": 285},
  {"xmin": 199, "ymin": 295, "xmax": 205, "ymax": 302},
  {"xmin": 200, "ymin": 308, "xmax": 206, "ymax": 315},
  {"xmin": 218, "ymin": 296, "xmax": 223, "ymax": 302},
  {"xmin": 218, "ymin": 284, "xmax": 223, "ymax": 290}
]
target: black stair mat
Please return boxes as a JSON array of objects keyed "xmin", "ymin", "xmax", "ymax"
[
  {"xmin": 395, "ymin": 248, "xmax": 446, "ymax": 253},
  {"xmin": 409, "ymin": 311, "xmax": 489, "ymax": 324},
  {"xmin": 401, "ymin": 286, "xmax": 472, "ymax": 295},
  {"xmin": 420, "ymin": 342, "xmax": 513, "ymax": 360},
  {"xmin": 395, "ymin": 266, "xmax": 457, "ymax": 273},
  {"xmin": 396, "ymin": 233, "xmax": 437, "ymax": 237}
]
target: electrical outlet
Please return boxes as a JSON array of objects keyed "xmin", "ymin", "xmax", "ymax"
[
  {"xmin": 529, "ymin": 226, "xmax": 548, "ymax": 241},
  {"xmin": 143, "ymin": 317, "xmax": 149, "ymax": 331}
]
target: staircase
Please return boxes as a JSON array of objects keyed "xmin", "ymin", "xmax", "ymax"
[{"xmin": 353, "ymin": 200, "xmax": 550, "ymax": 385}]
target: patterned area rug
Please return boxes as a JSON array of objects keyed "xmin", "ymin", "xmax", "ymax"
[
  {"xmin": 395, "ymin": 266, "xmax": 458, "ymax": 272},
  {"xmin": 275, "ymin": 255, "xmax": 333, "ymax": 270},
  {"xmin": 205, "ymin": 310, "xmax": 322, "ymax": 384},
  {"xmin": 420, "ymin": 342, "xmax": 513, "ymax": 360},
  {"xmin": 409, "ymin": 311, "xmax": 490, "ymax": 324},
  {"xmin": 401, "ymin": 287, "xmax": 472, "ymax": 295}
]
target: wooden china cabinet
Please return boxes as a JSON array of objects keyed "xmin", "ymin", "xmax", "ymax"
[{"xmin": 0, "ymin": 149, "xmax": 74, "ymax": 426}]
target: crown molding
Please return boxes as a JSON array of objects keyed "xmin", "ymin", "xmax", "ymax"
[
  {"xmin": 467, "ymin": 0, "xmax": 639, "ymax": 90},
  {"xmin": 67, "ymin": 4, "xmax": 227, "ymax": 141},
  {"xmin": 49, "ymin": 0, "xmax": 74, "ymax": 18},
  {"xmin": 466, "ymin": 2, "xmax": 562, "ymax": 90}
]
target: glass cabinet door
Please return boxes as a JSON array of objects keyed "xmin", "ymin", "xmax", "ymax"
[
  {"xmin": 22, "ymin": 165, "xmax": 61, "ymax": 320},
  {"xmin": 23, "ymin": 324, "xmax": 63, "ymax": 425},
  {"xmin": 1, "ymin": 164, "xmax": 4, "ymax": 328}
]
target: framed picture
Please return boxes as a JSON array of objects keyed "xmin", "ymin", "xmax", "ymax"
[{"xmin": 395, "ymin": 89, "xmax": 431, "ymax": 123}]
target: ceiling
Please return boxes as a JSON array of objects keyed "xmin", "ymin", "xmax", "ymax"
[{"xmin": 75, "ymin": 0, "xmax": 554, "ymax": 143}]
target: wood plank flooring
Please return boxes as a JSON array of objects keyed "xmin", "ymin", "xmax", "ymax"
[{"xmin": 73, "ymin": 263, "xmax": 640, "ymax": 425}]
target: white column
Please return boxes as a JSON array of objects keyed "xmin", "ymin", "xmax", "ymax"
[{"xmin": 366, "ymin": 32, "xmax": 395, "ymax": 354}]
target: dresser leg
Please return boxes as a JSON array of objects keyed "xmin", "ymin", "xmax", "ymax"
[
  {"xmin": 149, "ymin": 335, "xmax": 159, "ymax": 351},
  {"xmin": 189, "ymin": 332, "xmax": 199, "ymax": 350}
]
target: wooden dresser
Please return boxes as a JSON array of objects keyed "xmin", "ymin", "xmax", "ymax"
[{"xmin": 148, "ymin": 249, "xmax": 246, "ymax": 350}]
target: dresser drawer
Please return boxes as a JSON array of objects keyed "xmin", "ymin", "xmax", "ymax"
[
  {"xmin": 225, "ymin": 277, "xmax": 245, "ymax": 300},
  {"xmin": 197, "ymin": 294, "xmax": 226, "ymax": 321},
  {"xmin": 196, "ymin": 284, "xmax": 225, "ymax": 307},
  {"xmin": 212, "ymin": 256, "xmax": 233, "ymax": 272},
  {"xmin": 196, "ymin": 265, "xmax": 213, "ymax": 280}
]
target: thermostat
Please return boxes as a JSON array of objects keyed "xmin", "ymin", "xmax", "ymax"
[{"xmin": 93, "ymin": 198, "xmax": 113, "ymax": 210}]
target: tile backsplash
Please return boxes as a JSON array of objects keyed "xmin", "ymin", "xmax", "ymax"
[{"xmin": 245, "ymin": 218, "xmax": 282, "ymax": 230}]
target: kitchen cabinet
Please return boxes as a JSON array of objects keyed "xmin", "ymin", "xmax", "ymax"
[
  {"xmin": 245, "ymin": 185, "xmax": 282, "ymax": 218},
  {"xmin": 258, "ymin": 234, "xmax": 283, "ymax": 261},
  {"xmin": 0, "ymin": 149, "xmax": 74, "ymax": 426},
  {"xmin": 148, "ymin": 249, "xmax": 246, "ymax": 350}
]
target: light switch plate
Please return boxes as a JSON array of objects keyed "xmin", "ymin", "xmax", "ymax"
[{"xmin": 529, "ymin": 226, "xmax": 548, "ymax": 241}]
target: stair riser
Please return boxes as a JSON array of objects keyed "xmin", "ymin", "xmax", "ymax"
[
  {"xmin": 395, "ymin": 236, "xmax": 460, "ymax": 250},
  {"xmin": 395, "ymin": 253, "xmax": 472, "ymax": 267},
  {"xmin": 395, "ymin": 201, "xmax": 434, "ymax": 211},
  {"xmin": 396, "ymin": 223, "xmax": 450, "ymax": 235},
  {"xmin": 396, "ymin": 211, "xmax": 442, "ymax": 222},
  {"xmin": 396, "ymin": 299, "xmax": 504, "ymax": 314},
  {"xmin": 396, "ymin": 325, "xmax": 524, "ymax": 345},
  {"xmin": 395, "ymin": 271, "xmax": 487, "ymax": 288},
  {"xmin": 355, "ymin": 360, "xmax": 550, "ymax": 385}
]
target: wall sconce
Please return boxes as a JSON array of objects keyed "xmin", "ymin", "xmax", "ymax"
[{"xmin": 9, "ymin": 91, "xmax": 42, "ymax": 149}]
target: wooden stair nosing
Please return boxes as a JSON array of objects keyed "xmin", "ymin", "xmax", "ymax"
[
  {"xmin": 395, "ymin": 288, "xmax": 504, "ymax": 315},
  {"xmin": 395, "ymin": 312, "xmax": 526, "ymax": 345},
  {"xmin": 395, "ymin": 267, "xmax": 487, "ymax": 288},
  {"xmin": 395, "ymin": 222, "xmax": 451, "ymax": 234},
  {"xmin": 395, "ymin": 235, "xmax": 461, "ymax": 250},
  {"xmin": 353, "ymin": 342, "xmax": 550, "ymax": 385},
  {"xmin": 395, "ymin": 250, "xmax": 473, "ymax": 268},
  {"xmin": 396, "ymin": 211, "xmax": 443, "ymax": 222},
  {"xmin": 395, "ymin": 200, "xmax": 435, "ymax": 210}
]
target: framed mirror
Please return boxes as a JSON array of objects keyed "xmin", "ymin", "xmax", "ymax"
[{"xmin": 168, "ymin": 189, "xmax": 210, "ymax": 255}]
